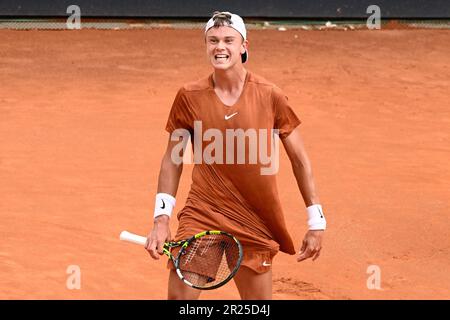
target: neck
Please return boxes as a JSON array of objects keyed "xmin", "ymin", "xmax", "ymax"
[{"xmin": 212, "ymin": 66, "xmax": 247, "ymax": 92}]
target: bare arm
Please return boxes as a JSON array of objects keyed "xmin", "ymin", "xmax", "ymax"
[
  {"xmin": 282, "ymin": 126, "xmax": 324, "ymax": 262},
  {"xmin": 156, "ymin": 137, "xmax": 184, "ymax": 196},
  {"xmin": 146, "ymin": 135, "xmax": 185, "ymax": 259},
  {"xmin": 282, "ymin": 126, "xmax": 320, "ymax": 207}
]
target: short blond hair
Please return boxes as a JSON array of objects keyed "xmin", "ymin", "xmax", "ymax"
[{"xmin": 211, "ymin": 11, "xmax": 233, "ymax": 27}]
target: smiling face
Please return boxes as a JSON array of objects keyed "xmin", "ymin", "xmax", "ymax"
[{"xmin": 205, "ymin": 26, "xmax": 248, "ymax": 70}]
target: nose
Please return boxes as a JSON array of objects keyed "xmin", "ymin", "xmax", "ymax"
[{"xmin": 216, "ymin": 40, "xmax": 226, "ymax": 50}]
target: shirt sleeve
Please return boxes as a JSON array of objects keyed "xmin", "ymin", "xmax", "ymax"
[
  {"xmin": 165, "ymin": 87, "xmax": 194, "ymax": 133},
  {"xmin": 272, "ymin": 86, "xmax": 301, "ymax": 139}
]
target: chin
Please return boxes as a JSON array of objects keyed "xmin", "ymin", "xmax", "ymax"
[
  {"xmin": 211, "ymin": 60, "xmax": 234, "ymax": 70},
  {"xmin": 212, "ymin": 64, "xmax": 229, "ymax": 70}
]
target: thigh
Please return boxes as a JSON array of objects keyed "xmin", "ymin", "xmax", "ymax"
[
  {"xmin": 167, "ymin": 269, "xmax": 202, "ymax": 300},
  {"xmin": 233, "ymin": 266, "xmax": 272, "ymax": 300}
]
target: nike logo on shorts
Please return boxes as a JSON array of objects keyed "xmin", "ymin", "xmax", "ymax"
[
  {"xmin": 225, "ymin": 112, "xmax": 238, "ymax": 120},
  {"xmin": 262, "ymin": 261, "xmax": 271, "ymax": 267}
]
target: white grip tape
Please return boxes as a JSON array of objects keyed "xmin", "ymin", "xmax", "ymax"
[
  {"xmin": 119, "ymin": 231, "xmax": 147, "ymax": 246},
  {"xmin": 307, "ymin": 204, "xmax": 327, "ymax": 230},
  {"xmin": 154, "ymin": 193, "xmax": 176, "ymax": 219}
]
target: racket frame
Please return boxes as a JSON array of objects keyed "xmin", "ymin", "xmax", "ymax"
[{"xmin": 163, "ymin": 230, "xmax": 243, "ymax": 290}]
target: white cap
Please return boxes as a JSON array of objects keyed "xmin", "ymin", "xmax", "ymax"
[{"xmin": 204, "ymin": 11, "xmax": 248, "ymax": 63}]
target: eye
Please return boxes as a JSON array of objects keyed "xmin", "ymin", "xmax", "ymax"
[
  {"xmin": 209, "ymin": 39, "xmax": 218, "ymax": 44},
  {"xmin": 226, "ymin": 39, "xmax": 233, "ymax": 44}
]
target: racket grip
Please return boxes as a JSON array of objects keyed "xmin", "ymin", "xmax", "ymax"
[{"xmin": 120, "ymin": 231, "xmax": 147, "ymax": 246}]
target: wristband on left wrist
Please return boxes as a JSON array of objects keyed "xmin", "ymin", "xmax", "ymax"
[{"xmin": 306, "ymin": 204, "xmax": 326, "ymax": 230}]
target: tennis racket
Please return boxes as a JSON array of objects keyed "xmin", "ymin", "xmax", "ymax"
[{"xmin": 120, "ymin": 230, "xmax": 243, "ymax": 290}]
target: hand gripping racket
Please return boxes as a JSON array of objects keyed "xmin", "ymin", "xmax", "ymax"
[{"xmin": 120, "ymin": 230, "xmax": 243, "ymax": 290}]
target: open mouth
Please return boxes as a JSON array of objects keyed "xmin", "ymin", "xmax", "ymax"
[{"xmin": 214, "ymin": 54, "xmax": 230, "ymax": 62}]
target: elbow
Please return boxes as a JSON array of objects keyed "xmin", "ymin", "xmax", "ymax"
[{"xmin": 161, "ymin": 153, "xmax": 183, "ymax": 174}]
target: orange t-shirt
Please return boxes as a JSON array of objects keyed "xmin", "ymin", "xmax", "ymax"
[{"xmin": 165, "ymin": 71, "xmax": 301, "ymax": 255}]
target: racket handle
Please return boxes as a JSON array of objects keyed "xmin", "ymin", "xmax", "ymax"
[{"xmin": 120, "ymin": 230, "xmax": 147, "ymax": 246}]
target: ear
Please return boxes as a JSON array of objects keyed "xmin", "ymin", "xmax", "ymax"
[{"xmin": 241, "ymin": 39, "xmax": 249, "ymax": 55}]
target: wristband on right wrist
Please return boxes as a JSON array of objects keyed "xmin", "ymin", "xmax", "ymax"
[{"xmin": 154, "ymin": 193, "xmax": 176, "ymax": 219}]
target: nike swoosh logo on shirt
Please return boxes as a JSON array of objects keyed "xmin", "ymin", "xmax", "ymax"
[
  {"xmin": 225, "ymin": 112, "xmax": 238, "ymax": 120},
  {"xmin": 262, "ymin": 261, "xmax": 271, "ymax": 267}
]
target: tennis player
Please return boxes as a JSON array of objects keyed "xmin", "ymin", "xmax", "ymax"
[{"xmin": 145, "ymin": 11, "xmax": 327, "ymax": 300}]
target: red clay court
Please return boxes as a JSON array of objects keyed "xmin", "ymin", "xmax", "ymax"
[{"xmin": 0, "ymin": 23, "xmax": 449, "ymax": 299}]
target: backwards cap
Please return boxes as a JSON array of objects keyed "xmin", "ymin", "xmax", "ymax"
[{"xmin": 205, "ymin": 11, "xmax": 248, "ymax": 63}]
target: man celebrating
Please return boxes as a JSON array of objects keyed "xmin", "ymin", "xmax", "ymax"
[{"xmin": 146, "ymin": 11, "xmax": 326, "ymax": 300}]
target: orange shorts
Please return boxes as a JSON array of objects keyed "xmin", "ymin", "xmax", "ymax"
[
  {"xmin": 168, "ymin": 208, "xmax": 280, "ymax": 275},
  {"xmin": 167, "ymin": 245, "xmax": 277, "ymax": 275},
  {"xmin": 167, "ymin": 236, "xmax": 238, "ymax": 281},
  {"xmin": 240, "ymin": 248, "xmax": 277, "ymax": 274}
]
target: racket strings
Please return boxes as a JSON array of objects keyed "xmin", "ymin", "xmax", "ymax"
[
  {"xmin": 183, "ymin": 238, "xmax": 202, "ymax": 265},
  {"xmin": 178, "ymin": 234, "xmax": 241, "ymax": 288}
]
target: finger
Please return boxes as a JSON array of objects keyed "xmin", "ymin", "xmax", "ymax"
[
  {"xmin": 297, "ymin": 254, "xmax": 308, "ymax": 262},
  {"xmin": 312, "ymin": 249, "xmax": 321, "ymax": 261},
  {"xmin": 156, "ymin": 239, "xmax": 165, "ymax": 255},
  {"xmin": 297, "ymin": 248, "xmax": 312, "ymax": 262},
  {"xmin": 148, "ymin": 239, "xmax": 160, "ymax": 260},
  {"xmin": 299, "ymin": 240, "xmax": 307, "ymax": 254},
  {"xmin": 307, "ymin": 248, "xmax": 318, "ymax": 258},
  {"xmin": 299, "ymin": 244, "xmax": 318, "ymax": 261}
]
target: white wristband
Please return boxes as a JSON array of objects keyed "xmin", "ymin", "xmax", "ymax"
[
  {"xmin": 307, "ymin": 204, "xmax": 326, "ymax": 230},
  {"xmin": 154, "ymin": 193, "xmax": 176, "ymax": 219}
]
